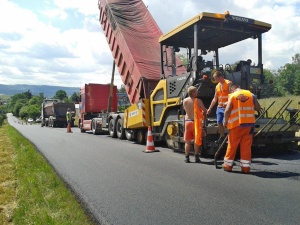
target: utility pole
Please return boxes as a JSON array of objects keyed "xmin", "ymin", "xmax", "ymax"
[{"xmin": 107, "ymin": 60, "xmax": 115, "ymax": 113}]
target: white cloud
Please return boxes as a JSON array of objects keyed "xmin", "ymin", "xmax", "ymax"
[
  {"xmin": 43, "ymin": 9, "xmax": 68, "ymax": 20},
  {"xmin": 53, "ymin": 0, "xmax": 99, "ymax": 15}
]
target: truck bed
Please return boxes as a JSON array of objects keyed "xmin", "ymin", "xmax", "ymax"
[{"xmin": 98, "ymin": 0, "xmax": 186, "ymax": 104}]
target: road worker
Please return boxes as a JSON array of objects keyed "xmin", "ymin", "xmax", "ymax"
[
  {"xmin": 223, "ymin": 84, "xmax": 261, "ymax": 173},
  {"xmin": 207, "ymin": 71, "xmax": 232, "ymax": 143},
  {"xmin": 183, "ymin": 86, "xmax": 207, "ymax": 163},
  {"xmin": 66, "ymin": 108, "xmax": 73, "ymax": 133}
]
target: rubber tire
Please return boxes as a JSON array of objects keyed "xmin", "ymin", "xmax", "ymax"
[
  {"xmin": 92, "ymin": 120, "xmax": 98, "ymax": 135},
  {"xmin": 116, "ymin": 118, "xmax": 125, "ymax": 139},
  {"xmin": 136, "ymin": 129, "xmax": 146, "ymax": 145},
  {"xmin": 109, "ymin": 119, "xmax": 117, "ymax": 138},
  {"xmin": 125, "ymin": 129, "xmax": 135, "ymax": 141}
]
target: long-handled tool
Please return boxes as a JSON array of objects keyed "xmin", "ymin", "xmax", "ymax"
[{"xmin": 214, "ymin": 134, "xmax": 228, "ymax": 169}]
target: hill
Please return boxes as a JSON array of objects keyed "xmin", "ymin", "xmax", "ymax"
[{"xmin": 0, "ymin": 84, "xmax": 79, "ymax": 98}]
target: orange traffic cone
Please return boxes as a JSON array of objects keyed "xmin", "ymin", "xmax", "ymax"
[
  {"xmin": 143, "ymin": 126, "xmax": 159, "ymax": 153},
  {"xmin": 67, "ymin": 123, "xmax": 72, "ymax": 133}
]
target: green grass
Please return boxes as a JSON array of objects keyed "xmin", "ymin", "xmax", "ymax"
[
  {"xmin": 259, "ymin": 95, "xmax": 300, "ymax": 119},
  {"xmin": 259, "ymin": 95, "xmax": 300, "ymax": 145},
  {"xmin": 0, "ymin": 122, "xmax": 95, "ymax": 225}
]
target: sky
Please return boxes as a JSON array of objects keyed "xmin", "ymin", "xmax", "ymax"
[{"xmin": 0, "ymin": 0, "xmax": 300, "ymax": 89}]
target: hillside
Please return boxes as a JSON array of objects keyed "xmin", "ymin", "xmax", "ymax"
[{"xmin": 0, "ymin": 84, "xmax": 79, "ymax": 98}]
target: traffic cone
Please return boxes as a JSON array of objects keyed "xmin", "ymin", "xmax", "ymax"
[
  {"xmin": 143, "ymin": 126, "xmax": 159, "ymax": 153},
  {"xmin": 67, "ymin": 123, "xmax": 72, "ymax": 133}
]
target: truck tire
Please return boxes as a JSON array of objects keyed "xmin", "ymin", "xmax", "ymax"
[
  {"xmin": 125, "ymin": 129, "xmax": 135, "ymax": 141},
  {"xmin": 136, "ymin": 129, "xmax": 146, "ymax": 144},
  {"xmin": 109, "ymin": 119, "xmax": 117, "ymax": 138},
  {"xmin": 92, "ymin": 120, "xmax": 98, "ymax": 135},
  {"xmin": 116, "ymin": 118, "xmax": 125, "ymax": 139}
]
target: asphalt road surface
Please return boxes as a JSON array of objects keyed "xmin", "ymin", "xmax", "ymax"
[{"xmin": 7, "ymin": 114, "xmax": 300, "ymax": 225}]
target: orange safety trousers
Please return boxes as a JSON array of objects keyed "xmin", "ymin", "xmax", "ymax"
[
  {"xmin": 224, "ymin": 126, "xmax": 252, "ymax": 173},
  {"xmin": 194, "ymin": 99, "xmax": 203, "ymax": 146}
]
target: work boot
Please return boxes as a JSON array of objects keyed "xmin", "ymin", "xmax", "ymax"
[
  {"xmin": 222, "ymin": 164, "xmax": 232, "ymax": 172},
  {"xmin": 185, "ymin": 155, "xmax": 190, "ymax": 163},
  {"xmin": 195, "ymin": 154, "xmax": 201, "ymax": 163},
  {"xmin": 241, "ymin": 167, "xmax": 250, "ymax": 174}
]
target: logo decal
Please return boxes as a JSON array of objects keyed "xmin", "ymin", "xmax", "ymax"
[{"xmin": 236, "ymin": 94, "xmax": 249, "ymax": 102}]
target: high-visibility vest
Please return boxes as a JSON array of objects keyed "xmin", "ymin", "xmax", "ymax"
[
  {"xmin": 194, "ymin": 98, "xmax": 204, "ymax": 146},
  {"xmin": 66, "ymin": 111, "xmax": 72, "ymax": 121},
  {"xmin": 227, "ymin": 90, "xmax": 255, "ymax": 130},
  {"xmin": 216, "ymin": 79, "xmax": 230, "ymax": 107}
]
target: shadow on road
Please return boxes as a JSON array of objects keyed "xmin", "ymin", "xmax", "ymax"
[{"xmin": 250, "ymin": 170, "xmax": 300, "ymax": 179}]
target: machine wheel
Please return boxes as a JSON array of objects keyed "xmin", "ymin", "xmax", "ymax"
[
  {"xmin": 125, "ymin": 129, "xmax": 135, "ymax": 141},
  {"xmin": 165, "ymin": 122, "xmax": 178, "ymax": 149},
  {"xmin": 136, "ymin": 129, "xmax": 146, "ymax": 144},
  {"xmin": 109, "ymin": 119, "xmax": 117, "ymax": 138},
  {"xmin": 162, "ymin": 110, "xmax": 181, "ymax": 149},
  {"xmin": 92, "ymin": 120, "xmax": 98, "ymax": 135},
  {"xmin": 116, "ymin": 118, "xmax": 125, "ymax": 139}
]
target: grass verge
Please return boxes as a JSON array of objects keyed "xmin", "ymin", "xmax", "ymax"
[
  {"xmin": 0, "ymin": 122, "xmax": 95, "ymax": 225},
  {"xmin": 259, "ymin": 95, "xmax": 300, "ymax": 118}
]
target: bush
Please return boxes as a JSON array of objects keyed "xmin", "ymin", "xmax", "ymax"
[{"xmin": 0, "ymin": 114, "xmax": 7, "ymax": 127}]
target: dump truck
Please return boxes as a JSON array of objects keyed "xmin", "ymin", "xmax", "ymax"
[
  {"xmin": 78, "ymin": 83, "xmax": 118, "ymax": 134},
  {"xmin": 41, "ymin": 99, "xmax": 75, "ymax": 127},
  {"xmin": 94, "ymin": 0, "xmax": 300, "ymax": 156}
]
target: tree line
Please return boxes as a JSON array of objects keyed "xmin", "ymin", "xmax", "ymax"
[
  {"xmin": 3, "ymin": 90, "xmax": 78, "ymax": 122},
  {"xmin": 262, "ymin": 53, "xmax": 300, "ymax": 96}
]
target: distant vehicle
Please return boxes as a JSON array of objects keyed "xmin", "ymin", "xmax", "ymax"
[
  {"xmin": 35, "ymin": 117, "xmax": 42, "ymax": 123},
  {"xmin": 41, "ymin": 99, "xmax": 75, "ymax": 127},
  {"xmin": 27, "ymin": 118, "xmax": 33, "ymax": 123}
]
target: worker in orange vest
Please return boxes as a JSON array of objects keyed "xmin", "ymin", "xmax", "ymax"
[
  {"xmin": 183, "ymin": 86, "xmax": 207, "ymax": 163},
  {"xmin": 223, "ymin": 84, "xmax": 261, "ymax": 173},
  {"xmin": 207, "ymin": 71, "xmax": 232, "ymax": 143}
]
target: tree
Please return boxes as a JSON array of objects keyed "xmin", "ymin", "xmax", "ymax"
[
  {"xmin": 28, "ymin": 96, "xmax": 42, "ymax": 106},
  {"xmin": 177, "ymin": 53, "xmax": 188, "ymax": 68},
  {"xmin": 13, "ymin": 100, "xmax": 26, "ymax": 117},
  {"xmin": 275, "ymin": 53, "xmax": 300, "ymax": 96},
  {"xmin": 19, "ymin": 106, "xmax": 29, "ymax": 119},
  {"xmin": 292, "ymin": 53, "xmax": 300, "ymax": 65},
  {"xmin": 70, "ymin": 92, "xmax": 79, "ymax": 102},
  {"xmin": 23, "ymin": 90, "xmax": 32, "ymax": 100},
  {"xmin": 260, "ymin": 69, "xmax": 277, "ymax": 97},
  {"xmin": 292, "ymin": 71, "xmax": 300, "ymax": 95},
  {"xmin": 27, "ymin": 105, "xmax": 40, "ymax": 119},
  {"xmin": 118, "ymin": 84, "xmax": 126, "ymax": 93},
  {"xmin": 53, "ymin": 90, "xmax": 67, "ymax": 100}
]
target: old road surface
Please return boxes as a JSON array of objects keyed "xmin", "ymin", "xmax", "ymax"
[{"xmin": 7, "ymin": 114, "xmax": 300, "ymax": 225}]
